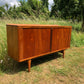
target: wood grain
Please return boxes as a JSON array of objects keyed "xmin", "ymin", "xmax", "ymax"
[
  {"xmin": 22, "ymin": 29, "xmax": 51, "ymax": 60},
  {"xmin": 28, "ymin": 59, "xmax": 31, "ymax": 72},
  {"xmin": 18, "ymin": 28, "xmax": 24, "ymax": 61},
  {"xmin": 51, "ymin": 28, "xmax": 72, "ymax": 52},
  {"xmin": 7, "ymin": 26, "xmax": 19, "ymax": 61},
  {"xmin": 7, "ymin": 24, "xmax": 72, "ymax": 29},
  {"xmin": 18, "ymin": 47, "xmax": 69, "ymax": 62}
]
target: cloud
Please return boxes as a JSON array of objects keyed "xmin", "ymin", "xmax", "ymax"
[
  {"xmin": 48, "ymin": 0, "xmax": 54, "ymax": 5},
  {"xmin": 48, "ymin": 0, "xmax": 54, "ymax": 11},
  {"xmin": 0, "ymin": 0, "xmax": 20, "ymax": 7}
]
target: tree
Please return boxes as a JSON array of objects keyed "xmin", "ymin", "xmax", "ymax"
[
  {"xmin": 20, "ymin": 0, "xmax": 32, "ymax": 15},
  {"xmin": 50, "ymin": 0, "xmax": 59, "ymax": 17},
  {"xmin": 0, "ymin": 7, "xmax": 4, "ymax": 17},
  {"xmin": 28, "ymin": 0, "xmax": 42, "ymax": 10},
  {"xmin": 51, "ymin": 0, "xmax": 81, "ymax": 21},
  {"xmin": 42, "ymin": 0, "xmax": 48, "ymax": 9},
  {"xmin": 0, "ymin": 0, "xmax": 49, "ymax": 19},
  {"xmin": 5, "ymin": 3, "xmax": 9, "ymax": 10},
  {"xmin": 0, "ymin": 6, "xmax": 6, "ymax": 17},
  {"xmin": 28, "ymin": 0, "xmax": 48, "ymax": 17}
]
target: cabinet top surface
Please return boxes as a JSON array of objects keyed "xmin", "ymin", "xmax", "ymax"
[{"xmin": 6, "ymin": 24, "xmax": 72, "ymax": 29}]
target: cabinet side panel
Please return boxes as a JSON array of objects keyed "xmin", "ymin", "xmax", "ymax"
[
  {"xmin": 51, "ymin": 28, "xmax": 71, "ymax": 51},
  {"xmin": 18, "ymin": 28, "xmax": 24, "ymax": 61},
  {"xmin": 7, "ymin": 26, "xmax": 19, "ymax": 61},
  {"xmin": 22, "ymin": 29, "xmax": 51, "ymax": 59}
]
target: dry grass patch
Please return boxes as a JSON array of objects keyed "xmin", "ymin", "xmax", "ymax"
[{"xmin": 0, "ymin": 47, "xmax": 84, "ymax": 84}]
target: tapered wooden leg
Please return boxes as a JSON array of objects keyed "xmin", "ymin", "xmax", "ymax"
[
  {"xmin": 59, "ymin": 50, "xmax": 65, "ymax": 58},
  {"xmin": 28, "ymin": 59, "xmax": 31, "ymax": 72},
  {"xmin": 63, "ymin": 50, "xmax": 65, "ymax": 58}
]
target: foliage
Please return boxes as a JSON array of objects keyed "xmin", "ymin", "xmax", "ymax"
[
  {"xmin": 0, "ymin": 0, "xmax": 49, "ymax": 19},
  {"xmin": 71, "ymin": 30, "xmax": 84, "ymax": 47},
  {"xmin": 51, "ymin": 0, "xmax": 81, "ymax": 21},
  {"xmin": 0, "ymin": 0, "xmax": 83, "ymax": 21},
  {"xmin": 42, "ymin": 0, "xmax": 49, "ymax": 9}
]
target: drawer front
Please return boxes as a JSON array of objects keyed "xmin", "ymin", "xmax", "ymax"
[
  {"xmin": 22, "ymin": 29, "xmax": 51, "ymax": 59},
  {"xmin": 51, "ymin": 28, "xmax": 71, "ymax": 51}
]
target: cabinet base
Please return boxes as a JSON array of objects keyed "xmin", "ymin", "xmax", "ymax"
[{"xmin": 27, "ymin": 50, "xmax": 65, "ymax": 72}]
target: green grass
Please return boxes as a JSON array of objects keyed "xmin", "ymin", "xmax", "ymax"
[
  {"xmin": 71, "ymin": 31, "xmax": 84, "ymax": 47},
  {"xmin": 31, "ymin": 66, "xmax": 42, "ymax": 72},
  {"xmin": 0, "ymin": 19, "xmax": 84, "ymax": 84}
]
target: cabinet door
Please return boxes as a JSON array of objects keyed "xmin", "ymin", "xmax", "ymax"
[
  {"xmin": 23, "ymin": 29, "xmax": 51, "ymax": 59},
  {"xmin": 51, "ymin": 28, "xmax": 71, "ymax": 52}
]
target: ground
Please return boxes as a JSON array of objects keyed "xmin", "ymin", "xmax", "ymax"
[{"xmin": 0, "ymin": 46, "xmax": 84, "ymax": 84}]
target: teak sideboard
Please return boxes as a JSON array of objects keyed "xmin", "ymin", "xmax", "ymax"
[{"xmin": 6, "ymin": 24, "xmax": 72, "ymax": 72}]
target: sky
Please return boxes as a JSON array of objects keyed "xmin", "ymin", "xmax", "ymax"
[
  {"xmin": 0, "ymin": 0, "xmax": 54, "ymax": 11},
  {"xmin": 48, "ymin": 0, "xmax": 54, "ymax": 11},
  {"xmin": 0, "ymin": 0, "xmax": 20, "ymax": 7}
]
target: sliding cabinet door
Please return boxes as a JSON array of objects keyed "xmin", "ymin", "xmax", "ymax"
[
  {"xmin": 22, "ymin": 28, "xmax": 51, "ymax": 59},
  {"xmin": 51, "ymin": 28, "xmax": 71, "ymax": 52}
]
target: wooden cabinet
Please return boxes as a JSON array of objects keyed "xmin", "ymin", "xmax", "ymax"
[{"xmin": 7, "ymin": 24, "xmax": 72, "ymax": 72}]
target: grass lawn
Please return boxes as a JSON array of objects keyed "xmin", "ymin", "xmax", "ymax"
[
  {"xmin": 0, "ymin": 47, "xmax": 84, "ymax": 84},
  {"xmin": 0, "ymin": 19, "xmax": 84, "ymax": 84}
]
